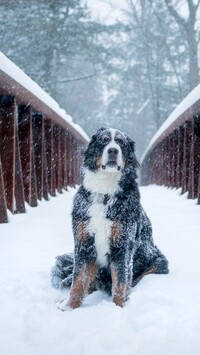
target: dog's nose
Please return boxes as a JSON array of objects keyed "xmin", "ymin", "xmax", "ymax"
[{"xmin": 108, "ymin": 147, "xmax": 119, "ymax": 156}]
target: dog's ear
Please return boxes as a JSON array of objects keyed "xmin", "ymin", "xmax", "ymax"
[
  {"xmin": 87, "ymin": 127, "xmax": 107, "ymax": 146},
  {"xmin": 85, "ymin": 127, "xmax": 105, "ymax": 152},
  {"xmin": 83, "ymin": 127, "xmax": 107, "ymax": 170}
]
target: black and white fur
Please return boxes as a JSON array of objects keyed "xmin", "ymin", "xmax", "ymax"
[{"xmin": 52, "ymin": 127, "xmax": 169, "ymax": 309}]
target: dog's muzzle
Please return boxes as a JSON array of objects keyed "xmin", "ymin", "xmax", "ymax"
[{"xmin": 102, "ymin": 146, "xmax": 122, "ymax": 171}]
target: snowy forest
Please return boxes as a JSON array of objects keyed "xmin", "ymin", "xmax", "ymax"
[{"xmin": 0, "ymin": 0, "xmax": 200, "ymax": 155}]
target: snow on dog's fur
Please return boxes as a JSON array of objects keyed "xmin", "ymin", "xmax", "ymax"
[{"xmin": 51, "ymin": 127, "xmax": 169, "ymax": 309}]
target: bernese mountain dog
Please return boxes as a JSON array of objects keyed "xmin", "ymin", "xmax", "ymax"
[{"xmin": 51, "ymin": 127, "xmax": 169, "ymax": 309}]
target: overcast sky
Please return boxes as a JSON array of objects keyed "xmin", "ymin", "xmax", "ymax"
[
  {"xmin": 86, "ymin": 0, "xmax": 192, "ymax": 24},
  {"xmin": 86, "ymin": 0, "xmax": 129, "ymax": 24}
]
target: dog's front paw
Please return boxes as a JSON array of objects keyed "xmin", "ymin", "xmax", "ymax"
[
  {"xmin": 113, "ymin": 295, "xmax": 125, "ymax": 307},
  {"xmin": 56, "ymin": 299, "xmax": 70, "ymax": 312}
]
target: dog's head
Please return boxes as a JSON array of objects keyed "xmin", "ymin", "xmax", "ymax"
[{"xmin": 84, "ymin": 127, "xmax": 139, "ymax": 172}]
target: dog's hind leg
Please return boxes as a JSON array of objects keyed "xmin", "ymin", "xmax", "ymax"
[
  {"xmin": 131, "ymin": 245, "xmax": 169, "ymax": 287},
  {"xmin": 51, "ymin": 253, "xmax": 74, "ymax": 288}
]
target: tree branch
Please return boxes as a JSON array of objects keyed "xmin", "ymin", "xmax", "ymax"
[
  {"xmin": 187, "ymin": 0, "xmax": 197, "ymax": 23},
  {"xmin": 149, "ymin": 2, "xmax": 184, "ymax": 100},
  {"xmin": 163, "ymin": 0, "xmax": 187, "ymax": 28},
  {"xmin": 55, "ymin": 72, "xmax": 97, "ymax": 84}
]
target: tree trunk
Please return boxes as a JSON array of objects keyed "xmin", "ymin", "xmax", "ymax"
[{"xmin": 186, "ymin": 25, "xmax": 199, "ymax": 90}]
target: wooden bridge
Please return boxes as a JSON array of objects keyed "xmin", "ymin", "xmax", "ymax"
[
  {"xmin": 1, "ymin": 53, "xmax": 200, "ymax": 223},
  {"xmin": 0, "ymin": 53, "xmax": 88, "ymax": 223},
  {"xmin": 141, "ymin": 84, "xmax": 200, "ymax": 204}
]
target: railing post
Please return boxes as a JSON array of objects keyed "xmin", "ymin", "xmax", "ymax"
[
  {"xmin": 67, "ymin": 133, "xmax": 73, "ymax": 187},
  {"xmin": 53, "ymin": 124, "xmax": 62, "ymax": 194},
  {"xmin": 182, "ymin": 121, "xmax": 192, "ymax": 194},
  {"xmin": 18, "ymin": 105, "xmax": 38, "ymax": 207},
  {"xmin": 71, "ymin": 136, "xmax": 76, "ymax": 187},
  {"xmin": 150, "ymin": 151, "xmax": 156, "ymax": 184},
  {"xmin": 176, "ymin": 127, "xmax": 184, "ymax": 189},
  {"xmin": 42, "ymin": 118, "xmax": 49, "ymax": 200},
  {"xmin": 193, "ymin": 115, "xmax": 200, "ymax": 200},
  {"xmin": 45, "ymin": 120, "xmax": 56, "ymax": 197},
  {"xmin": 165, "ymin": 137, "xmax": 171, "ymax": 188},
  {"xmin": 162, "ymin": 139, "xmax": 167, "ymax": 186},
  {"xmin": 0, "ymin": 155, "xmax": 8, "ymax": 223},
  {"xmin": 60, "ymin": 129, "xmax": 65, "ymax": 189},
  {"xmin": 15, "ymin": 124, "xmax": 26, "ymax": 214},
  {"xmin": 32, "ymin": 113, "xmax": 48, "ymax": 201},
  {"xmin": 172, "ymin": 131, "xmax": 179, "ymax": 188},
  {"xmin": 0, "ymin": 95, "xmax": 16, "ymax": 214},
  {"xmin": 63, "ymin": 131, "xmax": 68, "ymax": 189}
]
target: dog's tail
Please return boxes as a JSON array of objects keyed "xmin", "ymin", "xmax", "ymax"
[{"xmin": 51, "ymin": 253, "xmax": 74, "ymax": 289}]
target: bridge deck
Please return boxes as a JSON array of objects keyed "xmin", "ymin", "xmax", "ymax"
[{"xmin": 0, "ymin": 186, "xmax": 200, "ymax": 355}]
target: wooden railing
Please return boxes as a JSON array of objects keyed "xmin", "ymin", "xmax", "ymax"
[
  {"xmin": 0, "ymin": 53, "xmax": 88, "ymax": 223},
  {"xmin": 141, "ymin": 84, "xmax": 200, "ymax": 204}
]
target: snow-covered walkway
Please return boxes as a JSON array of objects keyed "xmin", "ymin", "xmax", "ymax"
[{"xmin": 0, "ymin": 186, "xmax": 200, "ymax": 355}]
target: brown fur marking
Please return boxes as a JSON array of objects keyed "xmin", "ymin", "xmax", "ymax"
[
  {"xmin": 134, "ymin": 267, "xmax": 158, "ymax": 286},
  {"xmin": 68, "ymin": 263, "xmax": 97, "ymax": 309},
  {"xmin": 96, "ymin": 157, "xmax": 102, "ymax": 169},
  {"xmin": 140, "ymin": 267, "xmax": 157, "ymax": 280},
  {"xmin": 111, "ymin": 222, "xmax": 122, "ymax": 242},
  {"xmin": 77, "ymin": 222, "xmax": 88, "ymax": 242},
  {"xmin": 111, "ymin": 267, "xmax": 128, "ymax": 307}
]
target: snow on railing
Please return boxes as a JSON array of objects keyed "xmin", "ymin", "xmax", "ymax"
[
  {"xmin": 0, "ymin": 52, "xmax": 88, "ymax": 223},
  {"xmin": 141, "ymin": 84, "xmax": 200, "ymax": 204}
]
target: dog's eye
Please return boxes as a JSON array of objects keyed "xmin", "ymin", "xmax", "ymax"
[
  {"xmin": 115, "ymin": 138, "xmax": 124, "ymax": 146},
  {"xmin": 101, "ymin": 136, "xmax": 110, "ymax": 144}
]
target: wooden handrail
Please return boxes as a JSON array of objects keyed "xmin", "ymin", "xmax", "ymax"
[
  {"xmin": 0, "ymin": 53, "xmax": 88, "ymax": 223},
  {"xmin": 141, "ymin": 84, "xmax": 200, "ymax": 204}
]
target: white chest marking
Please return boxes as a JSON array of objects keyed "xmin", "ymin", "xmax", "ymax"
[
  {"xmin": 83, "ymin": 169, "xmax": 122, "ymax": 195},
  {"xmin": 88, "ymin": 198, "xmax": 112, "ymax": 267}
]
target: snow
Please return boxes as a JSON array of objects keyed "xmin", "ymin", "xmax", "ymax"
[
  {"xmin": 0, "ymin": 52, "xmax": 89, "ymax": 142},
  {"xmin": 0, "ymin": 185, "xmax": 200, "ymax": 355},
  {"xmin": 142, "ymin": 83, "xmax": 200, "ymax": 160}
]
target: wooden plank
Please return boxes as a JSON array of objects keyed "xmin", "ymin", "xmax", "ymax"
[
  {"xmin": 188, "ymin": 118, "xmax": 195, "ymax": 199},
  {"xmin": 63, "ymin": 131, "xmax": 69, "ymax": 188},
  {"xmin": 18, "ymin": 105, "xmax": 37, "ymax": 207},
  {"xmin": 182, "ymin": 122, "xmax": 192, "ymax": 194},
  {"xmin": 71, "ymin": 136, "xmax": 76, "ymax": 187},
  {"xmin": 0, "ymin": 95, "xmax": 16, "ymax": 214},
  {"xmin": 76, "ymin": 144, "xmax": 83, "ymax": 186},
  {"xmin": 45, "ymin": 120, "xmax": 56, "ymax": 197},
  {"xmin": 15, "ymin": 126, "xmax": 26, "ymax": 213},
  {"xmin": 60, "ymin": 129, "xmax": 67, "ymax": 189},
  {"xmin": 32, "ymin": 113, "xmax": 49, "ymax": 201},
  {"xmin": 159, "ymin": 142, "xmax": 164, "ymax": 186},
  {"xmin": 66, "ymin": 132, "xmax": 71, "ymax": 186},
  {"xmin": 72, "ymin": 138, "xmax": 76, "ymax": 187},
  {"xmin": 171, "ymin": 132, "xmax": 178, "ymax": 188},
  {"xmin": 176, "ymin": 127, "xmax": 184, "ymax": 189},
  {"xmin": 162, "ymin": 139, "xmax": 168, "ymax": 186},
  {"xmin": 60, "ymin": 128, "xmax": 64, "ymax": 190},
  {"xmin": 32, "ymin": 113, "xmax": 43, "ymax": 200},
  {"xmin": 53, "ymin": 125, "xmax": 62, "ymax": 193},
  {"xmin": 198, "ymin": 169, "xmax": 200, "ymax": 205},
  {"xmin": 0, "ymin": 155, "xmax": 8, "ymax": 223},
  {"xmin": 42, "ymin": 118, "xmax": 49, "ymax": 201},
  {"xmin": 193, "ymin": 115, "xmax": 200, "ymax": 199},
  {"xmin": 165, "ymin": 137, "xmax": 171, "ymax": 188}
]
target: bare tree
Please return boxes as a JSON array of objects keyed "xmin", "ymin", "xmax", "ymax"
[{"xmin": 164, "ymin": 0, "xmax": 200, "ymax": 90}]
